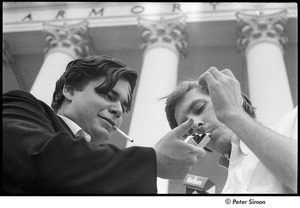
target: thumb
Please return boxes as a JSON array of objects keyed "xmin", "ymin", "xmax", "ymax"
[{"xmin": 172, "ymin": 118, "xmax": 194, "ymax": 139}]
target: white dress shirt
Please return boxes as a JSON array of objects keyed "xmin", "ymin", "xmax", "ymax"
[
  {"xmin": 57, "ymin": 114, "xmax": 91, "ymax": 142},
  {"xmin": 221, "ymin": 106, "xmax": 298, "ymax": 193}
]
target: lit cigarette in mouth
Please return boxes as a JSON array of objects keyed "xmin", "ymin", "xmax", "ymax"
[{"xmin": 113, "ymin": 126, "xmax": 134, "ymax": 143}]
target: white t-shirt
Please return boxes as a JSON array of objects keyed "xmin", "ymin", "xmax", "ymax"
[{"xmin": 222, "ymin": 106, "xmax": 297, "ymax": 193}]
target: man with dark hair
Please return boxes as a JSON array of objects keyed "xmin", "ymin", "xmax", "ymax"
[
  {"xmin": 3, "ymin": 55, "xmax": 206, "ymax": 194},
  {"xmin": 164, "ymin": 67, "xmax": 297, "ymax": 193}
]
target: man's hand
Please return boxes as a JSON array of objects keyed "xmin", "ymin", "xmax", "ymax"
[
  {"xmin": 154, "ymin": 118, "xmax": 207, "ymax": 179},
  {"xmin": 198, "ymin": 67, "xmax": 245, "ymax": 124}
]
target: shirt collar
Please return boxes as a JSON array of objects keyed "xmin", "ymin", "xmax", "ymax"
[
  {"xmin": 218, "ymin": 154, "xmax": 230, "ymax": 169},
  {"xmin": 57, "ymin": 114, "xmax": 91, "ymax": 142},
  {"xmin": 239, "ymin": 140, "xmax": 251, "ymax": 155},
  {"xmin": 217, "ymin": 136, "xmax": 250, "ymax": 169}
]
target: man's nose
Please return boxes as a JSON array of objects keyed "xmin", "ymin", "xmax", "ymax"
[
  {"xmin": 109, "ymin": 101, "xmax": 122, "ymax": 118},
  {"xmin": 188, "ymin": 119, "xmax": 205, "ymax": 135},
  {"xmin": 193, "ymin": 120, "xmax": 204, "ymax": 130}
]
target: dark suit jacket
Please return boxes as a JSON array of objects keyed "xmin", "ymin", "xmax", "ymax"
[{"xmin": 2, "ymin": 90, "xmax": 157, "ymax": 195}]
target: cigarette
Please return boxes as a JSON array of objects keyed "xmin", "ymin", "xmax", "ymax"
[{"xmin": 113, "ymin": 126, "xmax": 134, "ymax": 143}]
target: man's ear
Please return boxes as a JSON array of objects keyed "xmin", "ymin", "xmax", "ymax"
[{"xmin": 62, "ymin": 85, "xmax": 76, "ymax": 101}]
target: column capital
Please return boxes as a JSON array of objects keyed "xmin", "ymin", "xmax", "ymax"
[
  {"xmin": 138, "ymin": 15, "xmax": 188, "ymax": 59},
  {"xmin": 43, "ymin": 20, "xmax": 91, "ymax": 58},
  {"xmin": 236, "ymin": 9, "xmax": 288, "ymax": 54}
]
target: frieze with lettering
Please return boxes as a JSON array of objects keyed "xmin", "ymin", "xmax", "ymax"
[{"xmin": 3, "ymin": 3, "xmax": 221, "ymax": 23}]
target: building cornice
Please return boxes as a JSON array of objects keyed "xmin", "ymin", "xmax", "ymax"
[{"xmin": 3, "ymin": 3, "xmax": 297, "ymax": 33}]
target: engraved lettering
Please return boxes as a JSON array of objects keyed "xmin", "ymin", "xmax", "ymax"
[
  {"xmin": 56, "ymin": 10, "xmax": 65, "ymax": 19},
  {"xmin": 22, "ymin": 13, "xmax": 32, "ymax": 21},
  {"xmin": 131, "ymin": 5, "xmax": 144, "ymax": 14},
  {"xmin": 173, "ymin": 3, "xmax": 181, "ymax": 12},
  {"xmin": 89, "ymin": 8, "xmax": 104, "ymax": 17}
]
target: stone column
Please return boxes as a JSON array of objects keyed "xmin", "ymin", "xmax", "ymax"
[
  {"xmin": 127, "ymin": 16, "xmax": 188, "ymax": 193},
  {"xmin": 236, "ymin": 10, "xmax": 293, "ymax": 127},
  {"xmin": 30, "ymin": 21, "xmax": 90, "ymax": 106}
]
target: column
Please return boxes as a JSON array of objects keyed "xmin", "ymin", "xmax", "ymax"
[
  {"xmin": 236, "ymin": 10, "xmax": 293, "ymax": 128},
  {"xmin": 30, "ymin": 21, "xmax": 90, "ymax": 106},
  {"xmin": 127, "ymin": 16, "xmax": 188, "ymax": 193}
]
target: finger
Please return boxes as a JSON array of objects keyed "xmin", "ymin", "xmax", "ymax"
[
  {"xmin": 221, "ymin": 69, "xmax": 243, "ymax": 105},
  {"xmin": 207, "ymin": 66, "xmax": 226, "ymax": 80},
  {"xmin": 197, "ymin": 150, "xmax": 207, "ymax": 160},
  {"xmin": 198, "ymin": 73, "xmax": 208, "ymax": 92},
  {"xmin": 193, "ymin": 146, "xmax": 207, "ymax": 158},
  {"xmin": 221, "ymin": 68, "xmax": 235, "ymax": 78},
  {"xmin": 172, "ymin": 118, "xmax": 194, "ymax": 138},
  {"xmin": 198, "ymin": 66, "xmax": 222, "ymax": 89},
  {"xmin": 207, "ymin": 66, "xmax": 219, "ymax": 73},
  {"xmin": 198, "ymin": 71, "xmax": 217, "ymax": 92}
]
